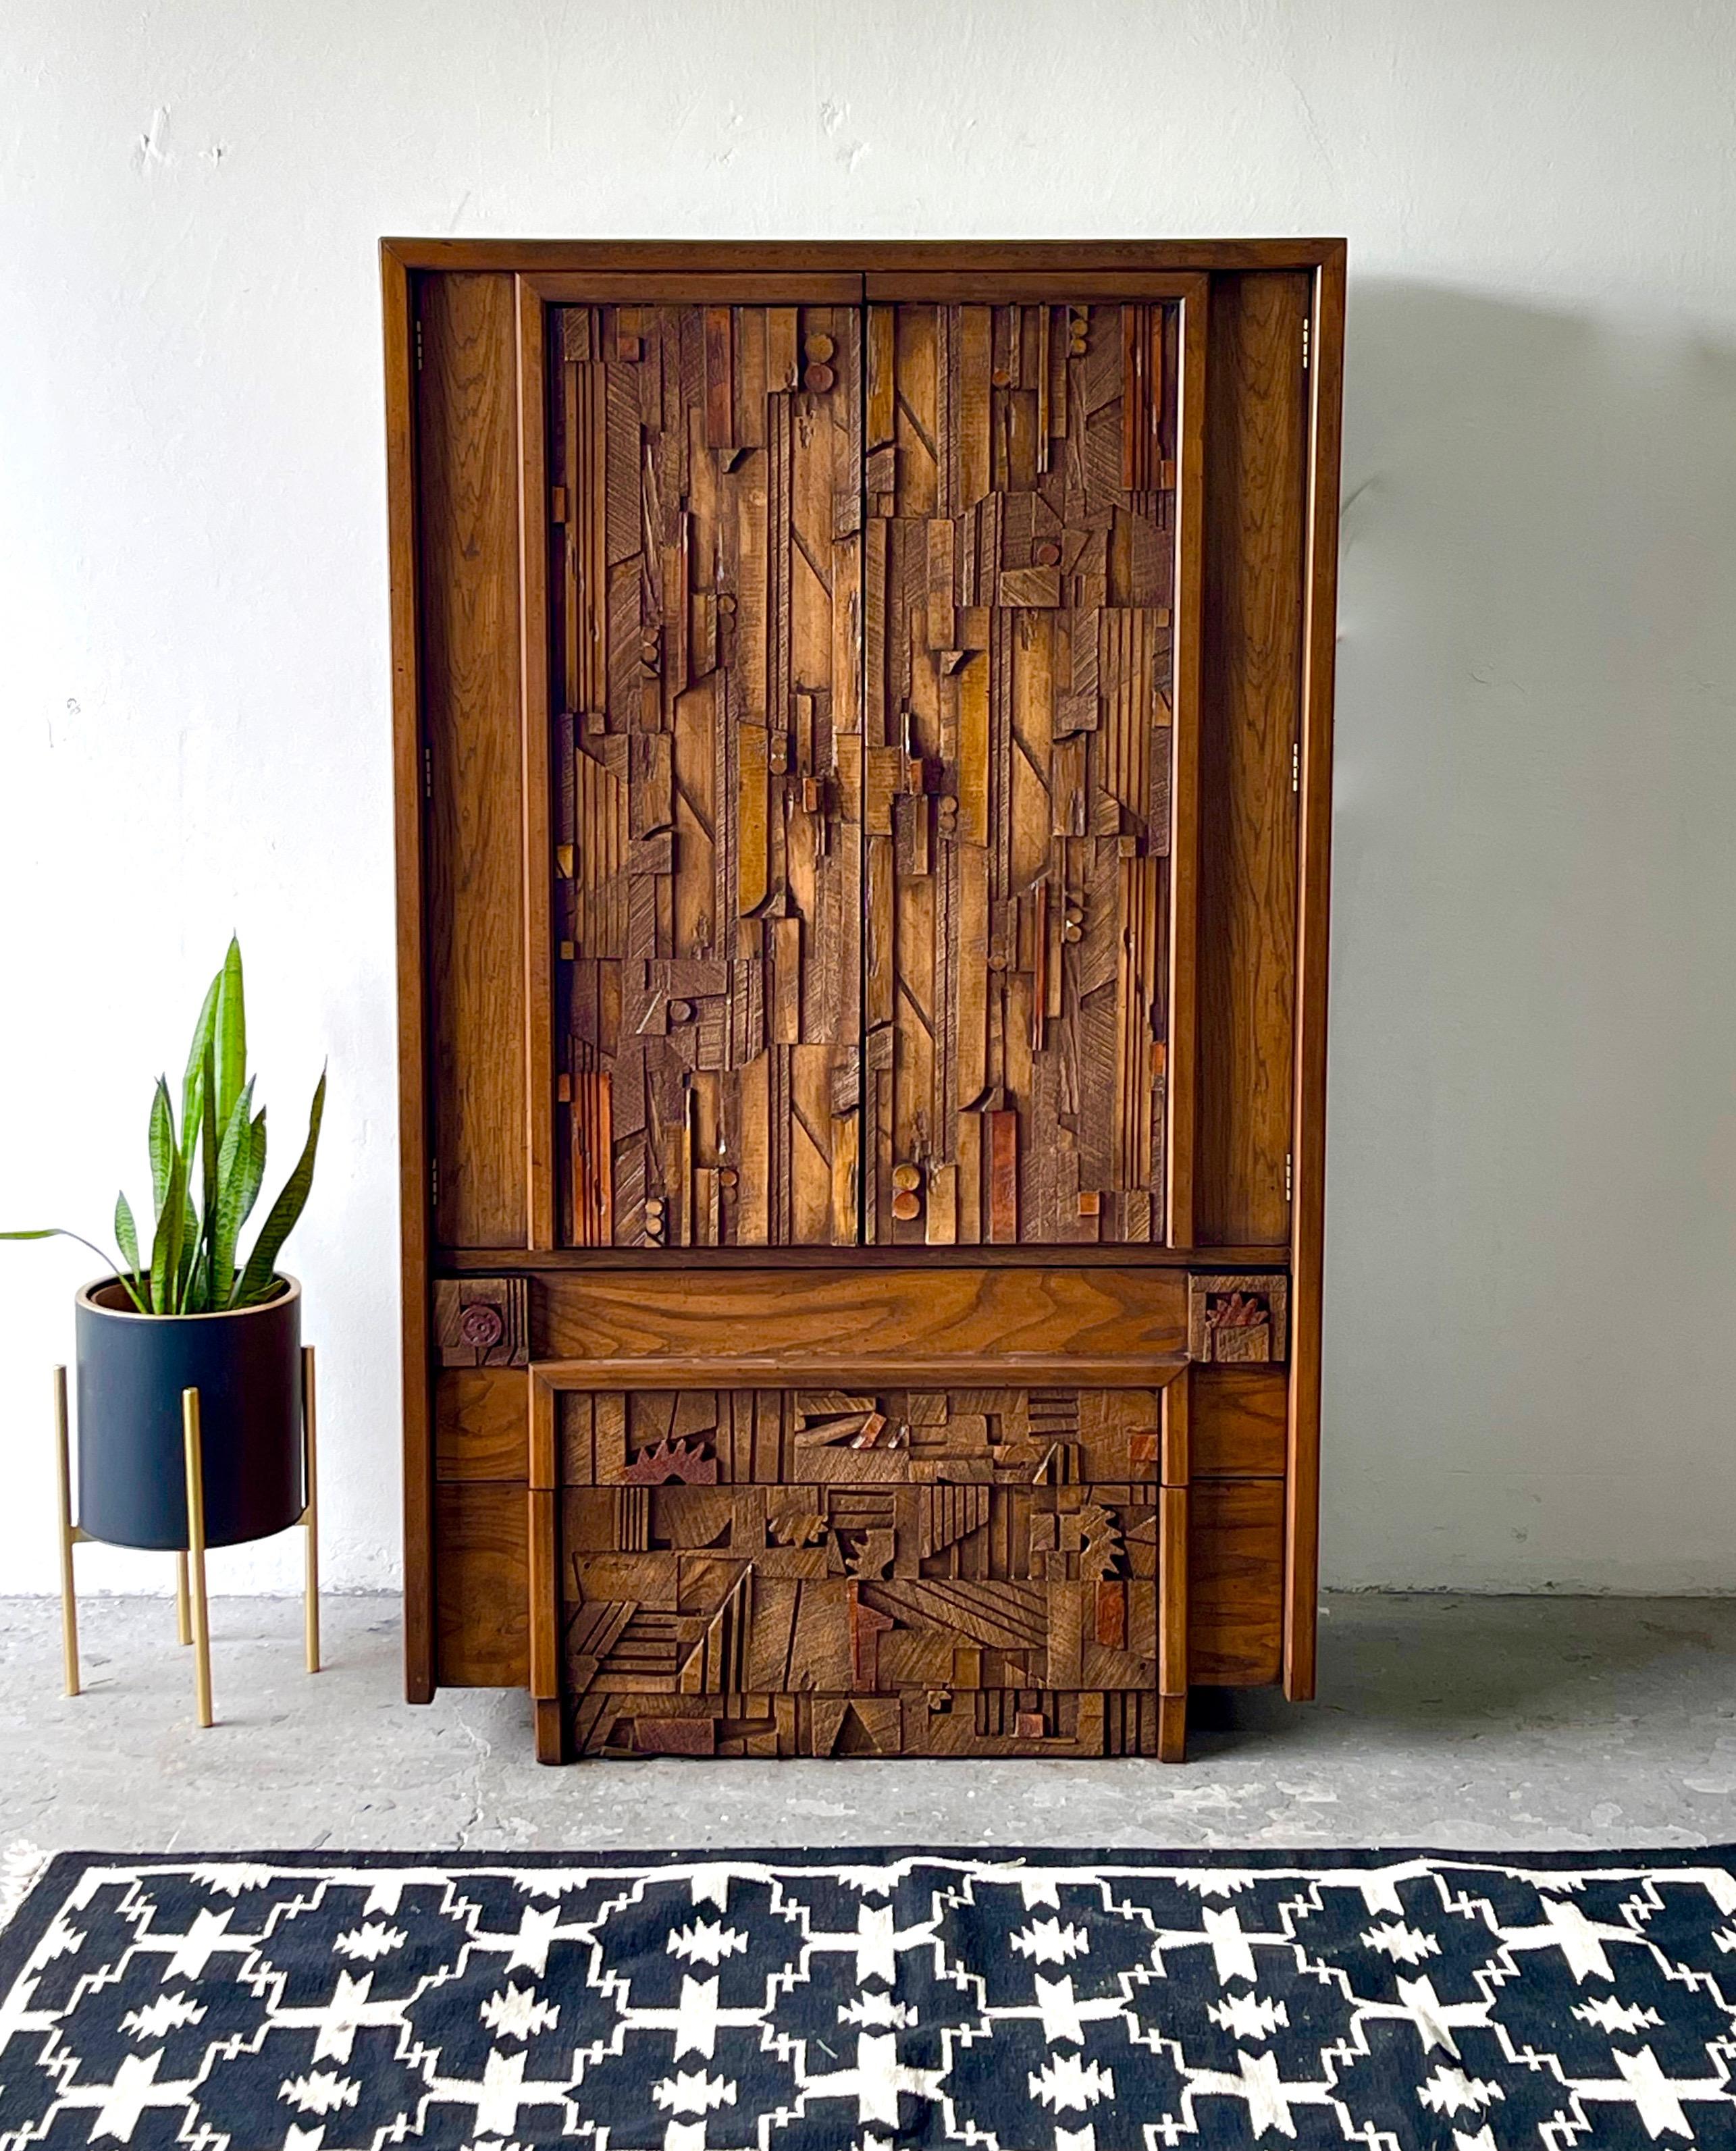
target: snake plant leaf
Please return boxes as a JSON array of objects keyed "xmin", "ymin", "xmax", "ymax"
[
  {"xmin": 149, "ymin": 1136, "xmax": 188, "ymax": 1316},
  {"xmin": 177, "ymin": 1158, "xmax": 202, "ymax": 1312},
  {"xmin": 0, "ymin": 1227, "xmax": 149, "ymax": 1309},
  {"xmin": 244, "ymin": 1109, "xmax": 267, "ymax": 1230},
  {"xmin": 210, "ymin": 1078, "xmax": 255, "ymax": 1306},
  {"xmin": 148, "ymin": 1080, "xmax": 175, "ymax": 1220},
  {"xmin": 214, "ymin": 936, "xmax": 246, "ymax": 1134},
  {"xmin": 114, "ymin": 1192, "xmax": 142, "ymax": 1281},
  {"xmin": 240, "ymin": 1107, "xmax": 267, "ymax": 1226},
  {"xmin": 181, "ymin": 970, "xmax": 220, "ymax": 1145},
  {"xmin": 235, "ymin": 1067, "xmax": 325, "ymax": 1307},
  {"xmin": 196, "ymin": 1038, "xmax": 219, "ymax": 1306}
]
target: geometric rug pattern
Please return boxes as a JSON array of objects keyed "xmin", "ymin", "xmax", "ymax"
[{"xmin": 5, "ymin": 1847, "xmax": 1736, "ymax": 2147}]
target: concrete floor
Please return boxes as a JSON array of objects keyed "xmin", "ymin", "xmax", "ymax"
[{"xmin": 3, "ymin": 1593, "xmax": 1735, "ymax": 1857}]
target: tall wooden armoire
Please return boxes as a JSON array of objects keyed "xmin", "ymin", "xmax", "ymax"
[{"xmin": 385, "ymin": 240, "xmax": 1344, "ymax": 1763}]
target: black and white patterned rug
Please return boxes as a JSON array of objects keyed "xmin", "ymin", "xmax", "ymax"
[{"xmin": 5, "ymin": 1846, "xmax": 1736, "ymax": 2148}]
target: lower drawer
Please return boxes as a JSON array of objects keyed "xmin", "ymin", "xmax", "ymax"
[{"xmin": 556, "ymin": 1383, "xmax": 1165, "ymax": 1759}]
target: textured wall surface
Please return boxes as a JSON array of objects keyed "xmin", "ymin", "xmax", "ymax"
[{"xmin": 3, "ymin": 1, "xmax": 1734, "ymax": 1594}]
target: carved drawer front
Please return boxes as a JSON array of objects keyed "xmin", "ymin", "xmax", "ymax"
[{"xmin": 559, "ymin": 1385, "xmax": 1164, "ymax": 1759}]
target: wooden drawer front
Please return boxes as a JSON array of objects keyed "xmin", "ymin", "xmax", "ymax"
[
  {"xmin": 1191, "ymin": 1366, "xmax": 1287, "ymax": 1476},
  {"xmin": 436, "ymin": 1369, "xmax": 527, "ymax": 1479},
  {"xmin": 1188, "ymin": 1477, "xmax": 1284, "ymax": 1685},
  {"xmin": 538, "ymin": 1264, "xmax": 1187, "ymax": 1364},
  {"xmin": 560, "ymin": 1384, "xmax": 1163, "ymax": 1758},
  {"xmin": 436, "ymin": 1483, "xmax": 527, "ymax": 1688}
]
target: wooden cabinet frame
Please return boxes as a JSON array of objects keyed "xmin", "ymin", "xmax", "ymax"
[{"xmin": 384, "ymin": 239, "xmax": 1344, "ymax": 1755}]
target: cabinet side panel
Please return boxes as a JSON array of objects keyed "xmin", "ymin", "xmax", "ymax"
[
  {"xmin": 1196, "ymin": 272, "xmax": 1307, "ymax": 1246},
  {"xmin": 419, "ymin": 272, "xmax": 528, "ymax": 1248}
]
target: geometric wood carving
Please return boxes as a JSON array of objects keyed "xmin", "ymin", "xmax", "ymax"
[
  {"xmin": 550, "ymin": 302, "xmax": 862, "ymax": 1246},
  {"xmin": 865, "ymin": 302, "xmax": 1180, "ymax": 1245},
  {"xmin": 560, "ymin": 1385, "xmax": 1164, "ymax": 1758},
  {"xmin": 433, "ymin": 1276, "xmax": 530, "ymax": 1367},
  {"xmin": 1186, "ymin": 1272, "xmax": 1288, "ymax": 1364}
]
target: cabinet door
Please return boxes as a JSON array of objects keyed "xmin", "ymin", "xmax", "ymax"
[
  {"xmin": 550, "ymin": 300, "xmax": 863, "ymax": 1247},
  {"xmin": 862, "ymin": 294, "xmax": 1203, "ymax": 1246}
]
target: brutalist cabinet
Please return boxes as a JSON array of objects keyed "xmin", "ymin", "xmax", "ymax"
[{"xmin": 384, "ymin": 240, "xmax": 1344, "ymax": 1763}]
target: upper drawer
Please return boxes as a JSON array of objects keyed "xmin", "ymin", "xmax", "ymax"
[{"xmin": 535, "ymin": 1264, "xmax": 1188, "ymax": 1364}]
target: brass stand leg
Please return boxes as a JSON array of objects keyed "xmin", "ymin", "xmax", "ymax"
[
  {"xmin": 54, "ymin": 1366, "xmax": 79, "ymax": 1698},
  {"xmin": 182, "ymin": 1387, "xmax": 213, "ymax": 1728},
  {"xmin": 301, "ymin": 1346, "xmax": 320, "ymax": 1674},
  {"xmin": 176, "ymin": 1554, "xmax": 191, "ymax": 1646}
]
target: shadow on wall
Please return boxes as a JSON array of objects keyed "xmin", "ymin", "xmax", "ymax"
[{"xmin": 1321, "ymin": 278, "xmax": 1736, "ymax": 1594}]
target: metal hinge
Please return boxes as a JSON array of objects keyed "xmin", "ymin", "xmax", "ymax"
[
  {"xmin": 1285, "ymin": 1153, "xmax": 1294, "ymax": 1204},
  {"xmin": 430, "ymin": 1157, "xmax": 439, "ymax": 1209},
  {"xmin": 1301, "ymin": 317, "xmax": 1311, "ymax": 372},
  {"xmin": 414, "ymin": 315, "xmax": 423, "ymax": 371},
  {"xmin": 1292, "ymin": 741, "xmax": 1300, "ymax": 793},
  {"xmin": 423, "ymin": 744, "xmax": 433, "ymax": 799}
]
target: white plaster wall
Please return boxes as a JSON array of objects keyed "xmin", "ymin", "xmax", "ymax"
[{"xmin": 3, "ymin": 0, "xmax": 1734, "ymax": 1597}]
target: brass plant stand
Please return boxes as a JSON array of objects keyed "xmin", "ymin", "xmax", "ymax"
[{"xmin": 54, "ymin": 1347, "xmax": 320, "ymax": 1728}]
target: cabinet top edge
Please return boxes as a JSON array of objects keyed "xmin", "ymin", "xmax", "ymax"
[{"xmin": 381, "ymin": 237, "xmax": 1348, "ymax": 275}]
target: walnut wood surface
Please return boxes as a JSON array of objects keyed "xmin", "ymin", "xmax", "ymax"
[
  {"xmin": 1196, "ymin": 273, "xmax": 1307, "ymax": 1248},
  {"xmin": 384, "ymin": 245, "xmax": 435, "ymax": 1702},
  {"xmin": 419, "ymin": 274, "xmax": 528, "ymax": 1250},
  {"xmin": 549, "ymin": 296, "xmax": 862, "ymax": 1249},
  {"xmin": 556, "ymin": 1383, "xmax": 1163, "ymax": 1759},
  {"xmin": 435, "ymin": 1369, "xmax": 527, "ymax": 1481},
  {"xmin": 1286, "ymin": 248, "xmax": 1346, "ymax": 1703},
  {"xmin": 1191, "ymin": 1366, "xmax": 1288, "ymax": 1477},
  {"xmin": 1188, "ymin": 1476, "xmax": 1284, "ymax": 1684},
  {"xmin": 386, "ymin": 240, "xmax": 1347, "ymax": 274},
  {"xmin": 435, "ymin": 1481, "xmax": 528, "ymax": 1686},
  {"xmin": 534, "ymin": 1263, "xmax": 1187, "ymax": 1362}
]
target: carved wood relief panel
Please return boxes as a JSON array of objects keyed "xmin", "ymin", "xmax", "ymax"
[
  {"xmin": 550, "ymin": 302, "xmax": 863, "ymax": 1248},
  {"xmin": 559, "ymin": 1385, "xmax": 1163, "ymax": 1758},
  {"xmin": 864, "ymin": 302, "xmax": 1182, "ymax": 1246}
]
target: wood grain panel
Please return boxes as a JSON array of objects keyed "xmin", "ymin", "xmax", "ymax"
[
  {"xmin": 560, "ymin": 1383, "xmax": 1162, "ymax": 1758},
  {"xmin": 549, "ymin": 299, "xmax": 862, "ymax": 1247},
  {"xmin": 867, "ymin": 298, "xmax": 1190, "ymax": 1247},
  {"xmin": 392, "ymin": 240, "xmax": 1348, "ymax": 275},
  {"xmin": 1196, "ymin": 272, "xmax": 1307, "ymax": 1246},
  {"xmin": 385, "ymin": 246, "xmax": 435, "ymax": 1702},
  {"xmin": 435, "ymin": 1369, "xmax": 528, "ymax": 1481},
  {"xmin": 419, "ymin": 273, "xmax": 528, "ymax": 1248},
  {"xmin": 1191, "ymin": 1366, "xmax": 1288, "ymax": 1477},
  {"xmin": 1188, "ymin": 1476, "xmax": 1284, "ymax": 1684},
  {"xmin": 537, "ymin": 1264, "xmax": 1186, "ymax": 1362},
  {"xmin": 1288, "ymin": 248, "xmax": 1347, "ymax": 1703},
  {"xmin": 436, "ymin": 1481, "xmax": 528, "ymax": 1685}
]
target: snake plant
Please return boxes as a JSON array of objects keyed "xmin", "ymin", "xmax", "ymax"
[{"xmin": 3, "ymin": 938, "xmax": 325, "ymax": 1312}]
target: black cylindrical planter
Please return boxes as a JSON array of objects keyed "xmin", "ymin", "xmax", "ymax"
[{"xmin": 75, "ymin": 1275, "xmax": 304, "ymax": 1550}]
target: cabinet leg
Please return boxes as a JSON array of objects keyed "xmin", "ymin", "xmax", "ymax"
[
  {"xmin": 534, "ymin": 1696, "xmax": 565, "ymax": 1765},
  {"xmin": 54, "ymin": 1366, "xmax": 79, "ymax": 1698},
  {"xmin": 1158, "ymin": 1691, "xmax": 1188, "ymax": 1763},
  {"xmin": 176, "ymin": 1554, "xmax": 191, "ymax": 1646},
  {"xmin": 182, "ymin": 1387, "xmax": 213, "ymax": 1728},
  {"xmin": 301, "ymin": 1346, "xmax": 320, "ymax": 1674}
]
